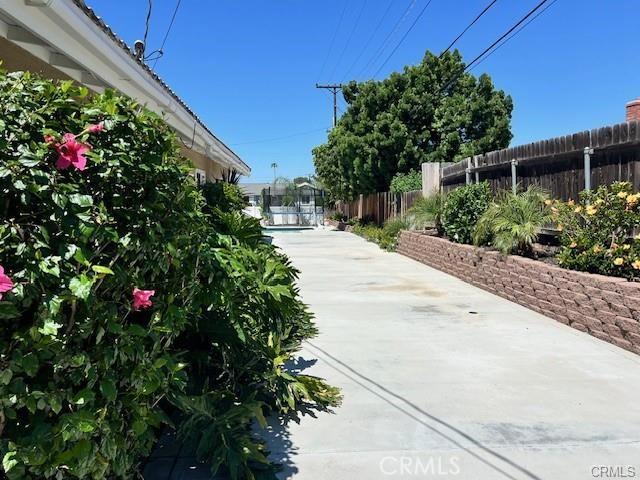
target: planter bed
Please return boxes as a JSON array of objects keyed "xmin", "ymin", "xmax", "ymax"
[{"xmin": 396, "ymin": 231, "xmax": 640, "ymax": 355}]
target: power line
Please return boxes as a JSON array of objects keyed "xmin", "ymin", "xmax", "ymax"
[
  {"xmin": 357, "ymin": 0, "xmax": 417, "ymax": 79},
  {"xmin": 441, "ymin": 0, "xmax": 552, "ymax": 92},
  {"xmin": 316, "ymin": 1, "xmax": 349, "ymax": 83},
  {"xmin": 142, "ymin": 0, "xmax": 153, "ymax": 49},
  {"xmin": 230, "ymin": 127, "xmax": 329, "ymax": 146},
  {"xmin": 328, "ymin": 0, "xmax": 369, "ymax": 81},
  {"xmin": 464, "ymin": 0, "xmax": 551, "ymax": 73},
  {"xmin": 372, "ymin": 0, "xmax": 435, "ymax": 78},
  {"xmin": 468, "ymin": 0, "xmax": 559, "ymax": 71},
  {"xmin": 340, "ymin": 1, "xmax": 395, "ymax": 83},
  {"xmin": 439, "ymin": 0, "xmax": 499, "ymax": 57},
  {"xmin": 151, "ymin": 0, "xmax": 183, "ymax": 68}
]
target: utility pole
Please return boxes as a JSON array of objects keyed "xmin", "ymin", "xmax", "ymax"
[{"xmin": 315, "ymin": 83, "xmax": 343, "ymax": 128}]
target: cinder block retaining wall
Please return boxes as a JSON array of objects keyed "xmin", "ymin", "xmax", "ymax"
[{"xmin": 396, "ymin": 231, "xmax": 640, "ymax": 355}]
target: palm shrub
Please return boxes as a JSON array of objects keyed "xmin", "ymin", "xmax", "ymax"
[
  {"xmin": 405, "ymin": 192, "xmax": 445, "ymax": 233},
  {"xmin": 441, "ymin": 182, "xmax": 492, "ymax": 244},
  {"xmin": 553, "ymin": 182, "xmax": 640, "ymax": 279},
  {"xmin": 381, "ymin": 217, "xmax": 409, "ymax": 250},
  {"xmin": 0, "ymin": 71, "xmax": 338, "ymax": 479},
  {"xmin": 473, "ymin": 185, "xmax": 552, "ymax": 255}
]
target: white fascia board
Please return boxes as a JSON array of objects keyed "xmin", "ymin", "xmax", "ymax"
[{"xmin": 0, "ymin": 0, "xmax": 249, "ymax": 174}]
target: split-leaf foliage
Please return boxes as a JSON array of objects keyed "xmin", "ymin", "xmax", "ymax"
[{"xmin": 0, "ymin": 71, "xmax": 339, "ymax": 479}]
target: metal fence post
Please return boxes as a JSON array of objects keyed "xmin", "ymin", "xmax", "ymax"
[
  {"xmin": 511, "ymin": 159, "xmax": 518, "ymax": 194},
  {"xmin": 583, "ymin": 147, "xmax": 594, "ymax": 192}
]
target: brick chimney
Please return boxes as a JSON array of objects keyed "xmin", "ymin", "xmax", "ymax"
[{"xmin": 626, "ymin": 99, "xmax": 640, "ymax": 121}]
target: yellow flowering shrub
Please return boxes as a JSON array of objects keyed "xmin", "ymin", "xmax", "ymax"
[{"xmin": 553, "ymin": 182, "xmax": 640, "ymax": 279}]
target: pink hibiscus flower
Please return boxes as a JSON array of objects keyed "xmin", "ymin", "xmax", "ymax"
[
  {"xmin": 132, "ymin": 288, "xmax": 155, "ymax": 311},
  {"xmin": 55, "ymin": 133, "xmax": 91, "ymax": 171},
  {"xmin": 87, "ymin": 122, "xmax": 104, "ymax": 134},
  {"xmin": 0, "ymin": 266, "xmax": 14, "ymax": 301}
]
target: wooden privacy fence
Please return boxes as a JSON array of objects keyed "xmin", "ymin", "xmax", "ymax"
[
  {"xmin": 441, "ymin": 120, "xmax": 640, "ymax": 200},
  {"xmin": 337, "ymin": 190, "xmax": 422, "ymax": 225}
]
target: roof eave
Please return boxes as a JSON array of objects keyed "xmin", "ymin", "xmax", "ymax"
[{"xmin": 0, "ymin": 0, "xmax": 249, "ymax": 175}]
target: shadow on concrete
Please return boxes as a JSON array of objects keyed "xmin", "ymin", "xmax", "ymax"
[
  {"xmin": 262, "ymin": 416, "xmax": 298, "ymax": 479},
  {"xmin": 261, "ymin": 354, "xmax": 337, "ymax": 480},
  {"xmin": 304, "ymin": 341, "xmax": 543, "ymax": 480}
]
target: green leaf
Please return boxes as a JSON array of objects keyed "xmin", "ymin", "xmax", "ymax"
[
  {"xmin": 141, "ymin": 375, "xmax": 160, "ymax": 395},
  {"xmin": 250, "ymin": 403, "xmax": 267, "ymax": 428},
  {"xmin": 72, "ymin": 388, "xmax": 95, "ymax": 405},
  {"xmin": 18, "ymin": 157, "xmax": 40, "ymax": 168},
  {"xmin": 100, "ymin": 379, "xmax": 117, "ymax": 402},
  {"xmin": 0, "ymin": 369, "xmax": 13, "ymax": 385},
  {"xmin": 73, "ymin": 247, "xmax": 88, "ymax": 265},
  {"xmin": 126, "ymin": 324, "xmax": 147, "ymax": 337},
  {"xmin": 38, "ymin": 319, "xmax": 62, "ymax": 337},
  {"xmin": 55, "ymin": 439, "xmax": 91, "ymax": 464},
  {"xmin": 47, "ymin": 296, "xmax": 63, "ymax": 316},
  {"xmin": 69, "ymin": 194, "xmax": 93, "ymax": 207},
  {"xmin": 69, "ymin": 274, "xmax": 94, "ymax": 300},
  {"xmin": 132, "ymin": 420, "xmax": 147, "ymax": 436},
  {"xmin": 91, "ymin": 265, "xmax": 114, "ymax": 275},
  {"xmin": 0, "ymin": 302, "xmax": 19, "ymax": 320},
  {"xmin": 49, "ymin": 396, "xmax": 62, "ymax": 414},
  {"xmin": 39, "ymin": 257, "xmax": 60, "ymax": 277},
  {"xmin": 2, "ymin": 451, "xmax": 18, "ymax": 473},
  {"xmin": 21, "ymin": 353, "xmax": 38, "ymax": 377},
  {"xmin": 51, "ymin": 192, "xmax": 68, "ymax": 208}
]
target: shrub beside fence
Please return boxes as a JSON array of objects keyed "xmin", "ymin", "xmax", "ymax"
[{"xmin": 336, "ymin": 190, "xmax": 422, "ymax": 225}]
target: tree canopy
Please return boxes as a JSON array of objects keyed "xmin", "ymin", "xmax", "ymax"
[{"xmin": 313, "ymin": 50, "xmax": 513, "ymax": 200}]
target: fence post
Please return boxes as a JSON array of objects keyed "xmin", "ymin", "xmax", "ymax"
[
  {"xmin": 511, "ymin": 159, "xmax": 518, "ymax": 194},
  {"xmin": 421, "ymin": 162, "xmax": 444, "ymax": 196},
  {"xmin": 474, "ymin": 156, "xmax": 479, "ymax": 184},
  {"xmin": 583, "ymin": 147, "xmax": 594, "ymax": 192},
  {"xmin": 465, "ymin": 158, "xmax": 472, "ymax": 185}
]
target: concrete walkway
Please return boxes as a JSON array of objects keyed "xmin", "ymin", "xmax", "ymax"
[{"xmin": 265, "ymin": 228, "xmax": 640, "ymax": 480}]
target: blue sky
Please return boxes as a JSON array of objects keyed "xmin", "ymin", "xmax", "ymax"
[{"xmin": 90, "ymin": 0, "xmax": 638, "ymax": 183}]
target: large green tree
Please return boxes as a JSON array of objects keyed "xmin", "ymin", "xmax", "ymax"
[{"xmin": 313, "ymin": 50, "xmax": 513, "ymax": 200}]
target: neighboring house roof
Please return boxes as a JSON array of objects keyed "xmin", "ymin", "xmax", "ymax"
[
  {"xmin": 0, "ymin": 0, "xmax": 249, "ymax": 175},
  {"xmin": 240, "ymin": 183, "xmax": 271, "ymax": 196},
  {"xmin": 295, "ymin": 181, "xmax": 317, "ymax": 189}
]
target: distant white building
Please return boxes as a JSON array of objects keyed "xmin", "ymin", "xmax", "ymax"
[{"xmin": 240, "ymin": 183, "xmax": 271, "ymax": 207}]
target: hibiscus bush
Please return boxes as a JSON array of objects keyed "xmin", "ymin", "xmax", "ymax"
[
  {"xmin": 0, "ymin": 71, "xmax": 338, "ymax": 479},
  {"xmin": 553, "ymin": 181, "xmax": 640, "ymax": 279}
]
